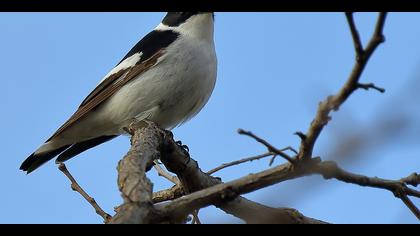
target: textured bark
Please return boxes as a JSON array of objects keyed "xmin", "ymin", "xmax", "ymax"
[
  {"xmin": 156, "ymin": 133, "xmax": 327, "ymax": 224},
  {"xmin": 107, "ymin": 121, "xmax": 326, "ymax": 224},
  {"xmin": 110, "ymin": 122, "xmax": 164, "ymax": 224}
]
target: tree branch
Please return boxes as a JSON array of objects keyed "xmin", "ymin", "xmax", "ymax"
[
  {"xmin": 154, "ymin": 161, "xmax": 180, "ymax": 185},
  {"xmin": 238, "ymin": 129, "xmax": 296, "ymax": 164},
  {"xmin": 153, "ymin": 185, "xmax": 184, "ymax": 204},
  {"xmin": 311, "ymin": 161, "xmax": 420, "ymax": 220},
  {"xmin": 157, "ymin": 154, "xmax": 419, "ymax": 221},
  {"xmin": 58, "ymin": 163, "xmax": 112, "ymax": 223},
  {"xmin": 155, "ymin": 128, "xmax": 326, "ymax": 224},
  {"xmin": 345, "ymin": 12, "xmax": 364, "ymax": 61},
  {"xmin": 401, "ymin": 173, "xmax": 420, "ymax": 188},
  {"xmin": 296, "ymin": 12, "xmax": 387, "ymax": 161},
  {"xmin": 109, "ymin": 122, "xmax": 164, "ymax": 224},
  {"xmin": 207, "ymin": 152, "xmax": 275, "ymax": 175}
]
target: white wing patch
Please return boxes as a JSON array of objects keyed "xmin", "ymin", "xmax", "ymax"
[{"xmin": 102, "ymin": 52, "xmax": 143, "ymax": 82}]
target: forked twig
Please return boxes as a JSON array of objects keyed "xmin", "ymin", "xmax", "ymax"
[
  {"xmin": 207, "ymin": 152, "xmax": 275, "ymax": 175},
  {"xmin": 58, "ymin": 163, "xmax": 112, "ymax": 223},
  {"xmin": 238, "ymin": 129, "xmax": 296, "ymax": 164}
]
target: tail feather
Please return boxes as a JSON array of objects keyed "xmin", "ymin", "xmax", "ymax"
[
  {"xmin": 21, "ymin": 135, "xmax": 117, "ymax": 174},
  {"xmin": 56, "ymin": 135, "xmax": 117, "ymax": 163},
  {"xmin": 20, "ymin": 145, "xmax": 71, "ymax": 174}
]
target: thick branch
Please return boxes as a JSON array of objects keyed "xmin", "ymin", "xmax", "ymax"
[
  {"xmin": 401, "ymin": 173, "xmax": 420, "ymax": 188},
  {"xmin": 109, "ymin": 122, "xmax": 164, "ymax": 224},
  {"xmin": 158, "ymin": 155, "xmax": 419, "ymax": 221},
  {"xmin": 153, "ymin": 185, "xmax": 184, "ymax": 203},
  {"xmin": 311, "ymin": 161, "xmax": 420, "ymax": 220},
  {"xmin": 156, "ymin": 130, "xmax": 325, "ymax": 224}
]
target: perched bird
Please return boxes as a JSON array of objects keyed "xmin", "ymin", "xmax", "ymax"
[{"xmin": 20, "ymin": 12, "xmax": 217, "ymax": 174}]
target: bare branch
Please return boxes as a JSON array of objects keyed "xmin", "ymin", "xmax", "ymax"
[
  {"xmin": 294, "ymin": 131, "xmax": 307, "ymax": 141},
  {"xmin": 312, "ymin": 161, "xmax": 420, "ymax": 220},
  {"xmin": 297, "ymin": 12, "xmax": 387, "ymax": 161},
  {"xmin": 357, "ymin": 83, "xmax": 386, "ymax": 93},
  {"xmin": 58, "ymin": 163, "xmax": 111, "ymax": 223},
  {"xmin": 207, "ymin": 152, "xmax": 275, "ymax": 175},
  {"xmin": 156, "ymin": 129, "xmax": 325, "ymax": 224},
  {"xmin": 109, "ymin": 122, "xmax": 164, "ymax": 224},
  {"xmin": 345, "ymin": 12, "xmax": 364, "ymax": 61},
  {"xmin": 159, "ymin": 156, "xmax": 419, "ymax": 221},
  {"xmin": 108, "ymin": 123, "xmax": 326, "ymax": 224},
  {"xmin": 401, "ymin": 173, "xmax": 420, "ymax": 188},
  {"xmin": 154, "ymin": 161, "xmax": 180, "ymax": 185},
  {"xmin": 191, "ymin": 210, "xmax": 202, "ymax": 224},
  {"xmin": 157, "ymin": 159, "xmax": 319, "ymax": 221},
  {"xmin": 400, "ymin": 195, "xmax": 420, "ymax": 220},
  {"xmin": 311, "ymin": 162, "xmax": 420, "ymax": 199},
  {"xmin": 238, "ymin": 129, "xmax": 296, "ymax": 164},
  {"xmin": 153, "ymin": 185, "xmax": 184, "ymax": 204}
]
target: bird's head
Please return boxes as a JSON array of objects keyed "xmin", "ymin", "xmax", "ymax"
[{"xmin": 157, "ymin": 12, "xmax": 215, "ymax": 42}]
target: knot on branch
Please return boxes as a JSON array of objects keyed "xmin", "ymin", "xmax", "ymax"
[
  {"xmin": 391, "ymin": 183, "xmax": 407, "ymax": 199},
  {"xmin": 401, "ymin": 173, "xmax": 420, "ymax": 187},
  {"xmin": 316, "ymin": 161, "xmax": 340, "ymax": 180},
  {"xmin": 220, "ymin": 187, "xmax": 239, "ymax": 201}
]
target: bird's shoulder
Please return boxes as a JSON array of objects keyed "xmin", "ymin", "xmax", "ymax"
[
  {"xmin": 79, "ymin": 29, "xmax": 180, "ymax": 108},
  {"xmin": 119, "ymin": 29, "xmax": 180, "ymax": 66}
]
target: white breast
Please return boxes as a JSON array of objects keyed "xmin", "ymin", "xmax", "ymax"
[{"xmin": 100, "ymin": 34, "xmax": 217, "ymax": 131}]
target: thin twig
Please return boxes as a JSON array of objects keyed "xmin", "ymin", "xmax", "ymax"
[
  {"xmin": 268, "ymin": 155, "xmax": 278, "ymax": 166},
  {"xmin": 58, "ymin": 163, "xmax": 112, "ymax": 223},
  {"xmin": 399, "ymin": 195, "xmax": 420, "ymax": 220},
  {"xmin": 345, "ymin": 12, "xmax": 364, "ymax": 61},
  {"xmin": 312, "ymin": 161, "xmax": 420, "ymax": 220},
  {"xmin": 207, "ymin": 152, "xmax": 275, "ymax": 175},
  {"xmin": 238, "ymin": 129, "xmax": 295, "ymax": 164},
  {"xmin": 357, "ymin": 83, "xmax": 386, "ymax": 93},
  {"xmin": 294, "ymin": 131, "xmax": 307, "ymax": 141},
  {"xmin": 154, "ymin": 161, "xmax": 180, "ymax": 185},
  {"xmin": 191, "ymin": 210, "xmax": 202, "ymax": 224}
]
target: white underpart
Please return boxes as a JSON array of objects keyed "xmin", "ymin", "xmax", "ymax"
[{"xmin": 44, "ymin": 13, "xmax": 217, "ymax": 150}]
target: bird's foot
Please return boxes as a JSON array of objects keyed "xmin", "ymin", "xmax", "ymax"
[
  {"xmin": 176, "ymin": 140, "xmax": 190, "ymax": 153},
  {"xmin": 175, "ymin": 140, "xmax": 191, "ymax": 165}
]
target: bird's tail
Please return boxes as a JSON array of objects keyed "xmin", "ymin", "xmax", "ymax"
[
  {"xmin": 20, "ymin": 143, "xmax": 71, "ymax": 174},
  {"xmin": 20, "ymin": 135, "xmax": 117, "ymax": 174}
]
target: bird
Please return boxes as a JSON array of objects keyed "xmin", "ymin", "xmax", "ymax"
[{"xmin": 20, "ymin": 12, "xmax": 217, "ymax": 174}]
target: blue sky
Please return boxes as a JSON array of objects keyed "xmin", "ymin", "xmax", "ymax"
[{"xmin": 1, "ymin": 12, "xmax": 419, "ymax": 224}]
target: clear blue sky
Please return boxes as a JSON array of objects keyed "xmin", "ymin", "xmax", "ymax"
[{"xmin": 1, "ymin": 12, "xmax": 419, "ymax": 224}]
